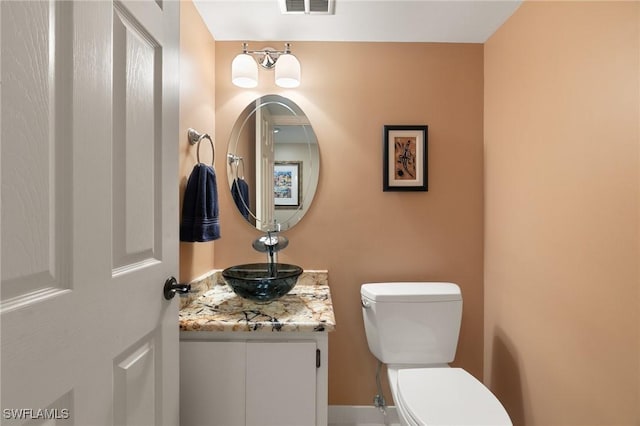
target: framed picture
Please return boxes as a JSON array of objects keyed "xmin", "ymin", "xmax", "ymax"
[
  {"xmin": 274, "ymin": 161, "xmax": 302, "ymax": 209},
  {"xmin": 383, "ymin": 125, "xmax": 428, "ymax": 192}
]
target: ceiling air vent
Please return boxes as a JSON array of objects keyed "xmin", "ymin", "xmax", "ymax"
[{"xmin": 279, "ymin": 0, "xmax": 335, "ymax": 15}]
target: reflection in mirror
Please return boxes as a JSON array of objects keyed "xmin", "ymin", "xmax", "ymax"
[{"xmin": 227, "ymin": 95, "xmax": 320, "ymax": 232}]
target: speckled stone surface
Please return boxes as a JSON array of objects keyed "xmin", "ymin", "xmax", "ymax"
[{"xmin": 179, "ymin": 270, "xmax": 335, "ymax": 333}]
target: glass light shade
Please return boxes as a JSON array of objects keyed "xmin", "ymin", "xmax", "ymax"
[
  {"xmin": 275, "ymin": 54, "xmax": 301, "ymax": 88},
  {"xmin": 232, "ymin": 53, "xmax": 258, "ymax": 88}
]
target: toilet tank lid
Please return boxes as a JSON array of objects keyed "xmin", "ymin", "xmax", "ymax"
[{"xmin": 361, "ymin": 282, "xmax": 461, "ymax": 302}]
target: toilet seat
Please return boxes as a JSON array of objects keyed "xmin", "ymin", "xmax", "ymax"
[{"xmin": 396, "ymin": 368, "xmax": 512, "ymax": 426}]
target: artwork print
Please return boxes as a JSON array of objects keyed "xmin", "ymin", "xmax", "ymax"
[
  {"xmin": 274, "ymin": 170, "xmax": 292, "ymax": 197},
  {"xmin": 394, "ymin": 136, "xmax": 417, "ymax": 180}
]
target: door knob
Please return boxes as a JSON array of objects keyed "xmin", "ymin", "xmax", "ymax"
[{"xmin": 163, "ymin": 276, "xmax": 191, "ymax": 300}]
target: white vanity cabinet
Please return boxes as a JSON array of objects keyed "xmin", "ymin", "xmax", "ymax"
[
  {"xmin": 180, "ymin": 332, "xmax": 329, "ymax": 426},
  {"xmin": 178, "ymin": 271, "xmax": 335, "ymax": 426}
]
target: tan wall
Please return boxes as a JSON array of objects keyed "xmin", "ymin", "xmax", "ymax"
[
  {"xmin": 484, "ymin": 2, "xmax": 640, "ymax": 425},
  {"xmin": 178, "ymin": 0, "xmax": 216, "ymax": 283},
  {"xmin": 214, "ymin": 41, "xmax": 485, "ymax": 404}
]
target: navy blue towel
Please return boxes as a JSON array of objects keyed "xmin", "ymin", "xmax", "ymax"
[
  {"xmin": 231, "ymin": 178, "xmax": 250, "ymax": 221},
  {"xmin": 180, "ymin": 164, "xmax": 221, "ymax": 242}
]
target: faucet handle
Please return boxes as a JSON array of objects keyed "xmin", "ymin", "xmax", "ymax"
[{"xmin": 252, "ymin": 234, "xmax": 289, "ymax": 253}]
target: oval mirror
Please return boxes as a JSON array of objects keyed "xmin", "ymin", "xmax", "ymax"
[{"xmin": 226, "ymin": 95, "xmax": 320, "ymax": 232}]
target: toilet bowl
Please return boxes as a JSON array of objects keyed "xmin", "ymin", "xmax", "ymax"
[
  {"xmin": 390, "ymin": 367, "xmax": 511, "ymax": 426},
  {"xmin": 361, "ymin": 282, "xmax": 511, "ymax": 426}
]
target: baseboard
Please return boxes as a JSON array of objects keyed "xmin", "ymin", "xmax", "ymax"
[{"xmin": 328, "ymin": 405, "xmax": 400, "ymax": 426}]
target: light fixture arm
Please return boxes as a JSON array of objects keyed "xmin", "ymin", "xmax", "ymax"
[{"xmin": 241, "ymin": 42, "xmax": 293, "ymax": 69}]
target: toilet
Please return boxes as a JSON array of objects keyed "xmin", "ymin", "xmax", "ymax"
[{"xmin": 361, "ymin": 282, "xmax": 512, "ymax": 426}]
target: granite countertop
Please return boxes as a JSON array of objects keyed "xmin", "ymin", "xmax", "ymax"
[{"xmin": 179, "ymin": 270, "xmax": 335, "ymax": 333}]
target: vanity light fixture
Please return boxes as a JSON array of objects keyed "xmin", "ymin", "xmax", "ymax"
[{"xmin": 231, "ymin": 42, "xmax": 301, "ymax": 89}]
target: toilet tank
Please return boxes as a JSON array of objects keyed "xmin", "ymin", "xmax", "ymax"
[{"xmin": 361, "ymin": 282, "xmax": 462, "ymax": 365}]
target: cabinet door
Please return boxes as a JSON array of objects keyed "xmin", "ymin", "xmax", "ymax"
[
  {"xmin": 246, "ymin": 341, "xmax": 317, "ymax": 426},
  {"xmin": 181, "ymin": 341, "xmax": 246, "ymax": 426}
]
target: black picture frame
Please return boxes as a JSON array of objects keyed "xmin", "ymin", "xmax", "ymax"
[
  {"xmin": 274, "ymin": 161, "xmax": 302, "ymax": 209},
  {"xmin": 383, "ymin": 125, "xmax": 428, "ymax": 192}
]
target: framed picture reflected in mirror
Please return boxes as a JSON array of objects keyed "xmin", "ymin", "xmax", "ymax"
[{"xmin": 274, "ymin": 161, "xmax": 302, "ymax": 209}]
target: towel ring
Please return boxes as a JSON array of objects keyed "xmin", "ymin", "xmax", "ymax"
[
  {"xmin": 227, "ymin": 153, "xmax": 245, "ymax": 179},
  {"xmin": 232, "ymin": 157, "xmax": 245, "ymax": 179},
  {"xmin": 237, "ymin": 158, "xmax": 245, "ymax": 179},
  {"xmin": 188, "ymin": 128, "xmax": 215, "ymax": 166},
  {"xmin": 196, "ymin": 135, "xmax": 214, "ymax": 166}
]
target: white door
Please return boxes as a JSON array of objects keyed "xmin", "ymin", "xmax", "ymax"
[
  {"xmin": 255, "ymin": 104, "xmax": 275, "ymax": 230},
  {"xmin": 1, "ymin": 1, "xmax": 180, "ymax": 425}
]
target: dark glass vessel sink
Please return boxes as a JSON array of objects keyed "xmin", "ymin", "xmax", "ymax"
[{"xmin": 222, "ymin": 263, "xmax": 303, "ymax": 302}]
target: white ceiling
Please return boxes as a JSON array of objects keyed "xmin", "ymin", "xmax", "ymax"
[{"xmin": 193, "ymin": 0, "xmax": 522, "ymax": 43}]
